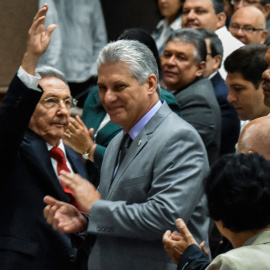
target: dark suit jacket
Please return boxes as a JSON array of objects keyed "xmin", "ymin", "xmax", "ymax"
[
  {"xmin": 81, "ymin": 85, "xmax": 181, "ymax": 187},
  {"xmin": 211, "ymin": 72, "xmax": 240, "ymax": 156},
  {"xmin": 174, "ymin": 77, "xmax": 221, "ymax": 166},
  {"xmin": 0, "ymin": 75, "xmax": 88, "ymax": 270}
]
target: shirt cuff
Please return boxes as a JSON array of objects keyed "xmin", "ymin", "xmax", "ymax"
[{"xmin": 17, "ymin": 66, "xmax": 41, "ymax": 91}]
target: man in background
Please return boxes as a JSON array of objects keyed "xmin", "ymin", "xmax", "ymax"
[{"xmin": 229, "ymin": 6, "xmax": 268, "ymax": 45}]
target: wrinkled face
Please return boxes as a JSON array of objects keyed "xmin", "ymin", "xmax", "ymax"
[
  {"xmin": 161, "ymin": 40, "xmax": 204, "ymax": 90},
  {"xmin": 98, "ymin": 62, "xmax": 158, "ymax": 132},
  {"xmin": 262, "ymin": 46, "xmax": 270, "ymax": 107},
  {"xmin": 158, "ymin": 0, "xmax": 182, "ymax": 22},
  {"xmin": 29, "ymin": 77, "xmax": 71, "ymax": 146},
  {"xmin": 181, "ymin": 0, "xmax": 219, "ymax": 31},
  {"xmin": 229, "ymin": 8, "xmax": 267, "ymax": 45},
  {"xmin": 226, "ymin": 72, "xmax": 268, "ymax": 120}
]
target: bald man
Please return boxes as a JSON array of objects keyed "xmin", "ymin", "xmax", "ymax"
[
  {"xmin": 229, "ymin": 6, "xmax": 268, "ymax": 44},
  {"xmin": 237, "ymin": 116, "xmax": 270, "ymax": 160}
]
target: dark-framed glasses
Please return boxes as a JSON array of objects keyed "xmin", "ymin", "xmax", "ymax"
[
  {"xmin": 229, "ymin": 24, "xmax": 264, "ymax": 34},
  {"xmin": 41, "ymin": 97, "xmax": 78, "ymax": 109}
]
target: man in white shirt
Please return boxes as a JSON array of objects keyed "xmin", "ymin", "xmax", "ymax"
[{"xmin": 181, "ymin": 0, "xmax": 244, "ymax": 79}]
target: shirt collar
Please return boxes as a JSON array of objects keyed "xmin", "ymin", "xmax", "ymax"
[{"xmin": 126, "ymin": 101, "xmax": 162, "ymax": 139}]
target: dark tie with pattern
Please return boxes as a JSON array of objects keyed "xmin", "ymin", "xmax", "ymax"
[
  {"xmin": 118, "ymin": 133, "xmax": 133, "ymax": 166},
  {"xmin": 49, "ymin": 147, "xmax": 81, "ymax": 210}
]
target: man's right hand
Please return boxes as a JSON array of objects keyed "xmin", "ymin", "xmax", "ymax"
[
  {"xmin": 21, "ymin": 3, "xmax": 56, "ymax": 75},
  {"xmin": 43, "ymin": 195, "xmax": 88, "ymax": 233}
]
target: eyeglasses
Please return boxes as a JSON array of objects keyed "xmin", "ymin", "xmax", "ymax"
[
  {"xmin": 229, "ymin": 24, "xmax": 264, "ymax": 34},
  {"xmin": 41, "ymin": 97, "xmax": 78, "ymax": 109}
]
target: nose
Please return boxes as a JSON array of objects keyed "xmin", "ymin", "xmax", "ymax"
[
  {"xmin": 227, "ymin": 89, "xmax": 236, "ymax": 103},
  {"xmin": 167, "ymin": 55, "xmax": 176, "ymax": 65},
  {"xmin": 235, "ymin": 28, "xmax": 245, "ymax": 36},
  {"xmin": 186, "ymin": 9, "xmax": 196, "ymax": 19},
  {"xmin": 57, "ymin": 100, "xmax": 69, "ymax": 114},
  {"xmin": 262, "ymin": 68, "xmax": 270, "ymax": 81},
  {"xmin": 103, "ymin": 89, "xmax": 117, "ymax": 104}
]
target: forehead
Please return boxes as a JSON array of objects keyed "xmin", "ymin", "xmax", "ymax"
[
  {"xmin": 165, "ymin": 40, "xmax": 197, "ymax": 54},
  {"xmin": 232, "ymin": 7, "xmax": 263, "ymax": 24},
  {"xmin": 39, "ymin": 77, "xmax": 71, "ymax": 97},
  {"xmin": 183, "ymin": 0, "xmax": 214, "ymax": 10},
  {"xmin": 98, "ymin": 62, "xmax": 134, "ymax": 82},
  {"xmin": 226, "ymin": 72, "xmax": 253, "ymax": 85}
]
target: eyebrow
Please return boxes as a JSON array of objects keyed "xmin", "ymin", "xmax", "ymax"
[{"xmin": 43, "ymin": 93, "xmax": 72, "ymax": 99}]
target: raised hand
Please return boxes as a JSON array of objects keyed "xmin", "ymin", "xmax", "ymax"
[
  {"xmin": 162, "ymin": 218, "xmax": 199, "ymax": 264},
  {"xmin": 22, "ymin": 4, "xmax": 57, "ymax": 75},
  {"xmin": 58, "ymin": 170, "xmax": 101, "ymax": 213},
  {"xmin": 43, "ymin": 195, "xmax": 88, "ymax": 233}
]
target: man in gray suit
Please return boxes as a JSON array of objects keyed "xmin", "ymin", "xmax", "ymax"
[
  {"xmin": 44, "ymin": 40, "xmax": 210, "ymax": 270},
  {"xmin": 161, "ymin": 28, "xmax": 221, "ymax": 166}
]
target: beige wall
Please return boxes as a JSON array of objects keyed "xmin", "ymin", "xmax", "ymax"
[{"xmin": 0, "ymin": 0, "xmax": 38, "ymax": 95}]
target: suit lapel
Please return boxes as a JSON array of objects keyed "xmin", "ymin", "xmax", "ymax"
[
  {"xmin": 107, "ymin": 131, "xmax": 148, "ymax": 198},
  {"xmin": 22, "ymin": 129, "xmax": 71, "ymax": 201},
  {"xmin": 65, "ymin": 145, "xmax": 88, "ymax": 179},
  {"xmin": 106, "ymin": 102, "xmax": 172, "ymax": 198}
]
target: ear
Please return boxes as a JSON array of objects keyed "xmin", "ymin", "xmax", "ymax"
[
  {"xmin": 213, "ymin": 55, "xmax": 222, "ymax": 71},
  {"xmin": 195, "ymin": 61, "xmax": 206, "ymax": 77},
  {"xmin": 146, "ymin": 74, "xmax": 158, "ymax": 95},
  {"xmin": 261, "ymin": 30, "xmax": 269, "ymax": 44},
  {"xmin": 216, "ymin": 12, "xmax": 226, "ymax": 29},
  {"xmin": 262, "ymin": 3, "xmax": 270, "ymax": 18}
]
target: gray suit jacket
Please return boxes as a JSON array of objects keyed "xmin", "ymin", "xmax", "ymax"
[
  {"xmin": 174, "ymin": 78, "xmax": 221, "ymax": 166},
  {"xmin": 208, "ymin": 231, "xmax": 270, "ymax": 270},
  {"xmin": 87, "ymin": 102, "xmax": 210, "ymax": 270}
]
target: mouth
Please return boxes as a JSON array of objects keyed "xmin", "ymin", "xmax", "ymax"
[
  {"xmin": 262, "ymin": 81, "xmax": 270, "ymax": 93},
  {"xmin": 184, "ymin": 21, "xmax": 198, "ymax": 28},
  {"xmin": 163, "ymin": 70, "xmax": 178, "ymax": 78},
  {"xmin": 105, "ymin": 105, "xmax": 123, "ymax": 114}
]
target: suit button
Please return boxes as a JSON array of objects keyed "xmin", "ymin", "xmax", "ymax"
[{"xmin": 70, "ymin": 254, "xmax": 75, "ymax": 262}]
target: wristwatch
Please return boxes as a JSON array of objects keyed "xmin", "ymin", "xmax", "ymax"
[{"xmin": 82, "ymin": 142, "xmax": 95, "ymax": 160}]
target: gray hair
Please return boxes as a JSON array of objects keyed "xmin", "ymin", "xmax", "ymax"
[
  {"xmin": 36, "ymin": 66, "xmax": 69, "ymax": 88},
  {"xmin": 168, "ymin": 28, "xmax": 207, "ymax": 65},
  {"xmin": 97, "ymin": 40, "xmax": 161, "ymax": 95}
]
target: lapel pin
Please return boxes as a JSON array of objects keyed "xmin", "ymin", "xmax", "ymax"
[{"xmin": 138, "ymin": 139, "xmax": 142, "ymax": 146}]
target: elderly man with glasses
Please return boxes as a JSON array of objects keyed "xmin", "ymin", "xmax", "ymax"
[
  {"xmin": 0, "ymin": 4, "xmax": 90, "ymax": 269},
  {"xmin": 229, "ymin": 5, "xmax": 268, "ymax": 44}
]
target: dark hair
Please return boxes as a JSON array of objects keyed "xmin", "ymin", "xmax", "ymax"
[
  {"xmin": 155, "ymin": 0, "xmax": 183, "ymax": 17},
  {"xmin": 260, "ymin": 0, "xmax": 270, "ymax": 5},
  {"xmin": 118, "ymin": 28, "xmax": 162, "ymax": 76},
  {"xmin": 212, "ymin": 0, "xmax": 225, "ymax": 14},
  {"xmin": 224, "ymin": 44, "xmax": 268, "ymax": 89},
  {"xmin": 169, "ymin": 28, "xmax": 207, "ymax": 63},
  {"xmin": 197, "ymin": 29, "xmax": 223, "ymax": 58},
  {"xmin": 205, "ymin": 153, "xmax": 270, "ymax": 232}
]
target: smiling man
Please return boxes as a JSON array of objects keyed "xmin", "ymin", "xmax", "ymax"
[
  {"xmin": 161, "ymin": 28, "xmax": 221, "ymax": 166},
  {"xmin": 43, "ymin": 39, "xmax": 210, "ymax": 270},
  {"xmin": 225, "ymin": 44, "xmax": 270, "ymax": 130},
  {"xmin": 181, "ymin": 0, "xmax": 243, "ymax": 79}
]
